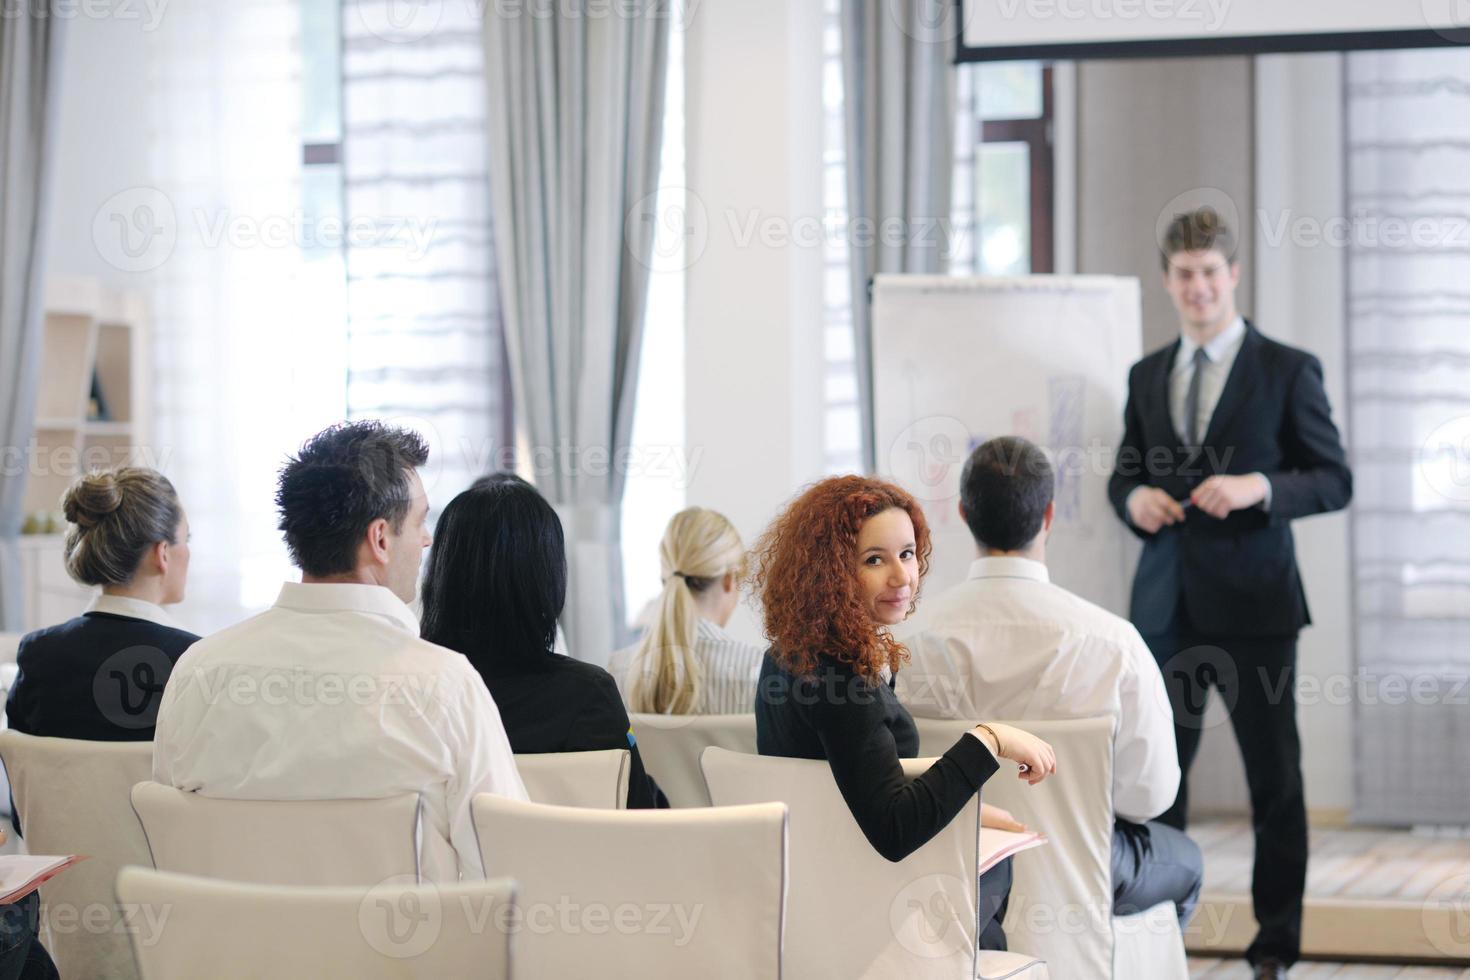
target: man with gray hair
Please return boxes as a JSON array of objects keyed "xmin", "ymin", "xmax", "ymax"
[{"xmin": 898, "ymin": 435, "xmax": 1202, "ymax": 924}]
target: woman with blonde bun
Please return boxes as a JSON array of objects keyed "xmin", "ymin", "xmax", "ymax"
[
  {"xmin": 7, "ymin": 467, "xmax": 197, "ymax": 742},
  {"xmin": 609, "ymin": 507, "xmax": 765, "ymax": 714}
]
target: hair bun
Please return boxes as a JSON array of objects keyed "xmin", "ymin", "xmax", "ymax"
[{"xmin": 62, "ymin": 471, "xmax": 124, "ymax": 529}]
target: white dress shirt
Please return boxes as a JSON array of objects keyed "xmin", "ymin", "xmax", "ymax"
[
  {"xmin": 895, "ymin": 557, "xmax": 1180, "ymax": 823},
  {"xmin": 608, "ymin": 618, "xmax": 765, "ymax": 714},
  {"xmin": 1171, "ymin": 315, "xmax": 1247, "ymax": 445},
  {"xmin": 152, "ymin": 582, "xmax": 528, "ymax": 881}
]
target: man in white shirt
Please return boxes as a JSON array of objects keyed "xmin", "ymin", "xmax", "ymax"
[
  {"xmin": 897, "ymin": 436, "xmax": 1203, "ymax": 923},
  {"xmin": 153, "ymin": 421, "xmax": 527, "ymax": 881}
]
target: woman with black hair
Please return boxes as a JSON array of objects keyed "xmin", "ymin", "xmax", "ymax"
[{"xmin": 420, "ymin": 473, "xmax": 666, "ymax": 808}]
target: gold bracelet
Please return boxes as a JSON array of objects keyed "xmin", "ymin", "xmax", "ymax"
[{"xmin": 974, "ymin": 722, "xmax": 1002, "ymax": 757}]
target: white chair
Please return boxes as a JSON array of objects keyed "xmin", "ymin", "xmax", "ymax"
[
  {"xmin": 130, "ymin": 782, "xmax": 421, "ymax": 886},
  {"xmin": 701, "ymin": 747, "xmax": 1048, "ymax": 980},
  {"xmin": 514, "ymin": 748, "xmax": 630, "ymax": 808},
  {"xmin": 116, "ymin": 866, "xmax": 517, "ymax": 979},
  {"xmin": 473, "ymin": 794, "xmax": 786, "ymax": 979},
  {"xmin": 0, "ymin": 731, "xmax": 154, "ymax": 980},
  {"xmin": 914, "ymin": 716, "xmax": 1188, "ymax": 980},
  {"xmin": 628, "ymin": 711, "xmax": 756, "ymax": 806}
]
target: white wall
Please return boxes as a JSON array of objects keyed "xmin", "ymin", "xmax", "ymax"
[
  {"xmin": 45, "ymin": 11, "xmax": 154, "ymax": 286},
  {"xmin": 1254, "ymin": 52, "xmax": 1354, "ymax": 816},
  {"xmin": 683, "ymin": 0, "xmax": 826, "ymax": 643}
]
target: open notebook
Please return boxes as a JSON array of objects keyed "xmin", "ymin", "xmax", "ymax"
[
  {"xmin": 0, "ymin": 855, "xmax": 87, "ymax": 905},
  {"xmin": 979, "ymin": 827, "xmax": 1047, "ymax": 876}
]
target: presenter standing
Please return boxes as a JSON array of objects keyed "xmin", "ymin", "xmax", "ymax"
[{"xmin": 1107, "ymin": 208, "xmax": 1352, "ymax": 979}]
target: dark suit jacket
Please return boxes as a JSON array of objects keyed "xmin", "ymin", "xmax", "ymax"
[
  {"xmin": 1107, "ymin": 322, "xmax": 1352, "ymax": 639},
  {"xmin": 7, "ymin": 612, "xmax": 199, "ymax": 741}
]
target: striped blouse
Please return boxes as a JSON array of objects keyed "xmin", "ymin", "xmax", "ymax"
[{"xmin": 607, "ymin": 618, "xmax": 766, "ymax": 715}]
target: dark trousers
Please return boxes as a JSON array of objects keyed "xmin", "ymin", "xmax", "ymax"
[
  {"xmin": 1143, "ymin": 619, "xmax": 1307, "ymax": 967},
  {"xmin": 0, "ymin": 894, "xmax": 57, "ymax": 980},
  {"xmin": 978, "ymin": 857, "xmax": 1012, "ymax": 951},
  {"xmin": 1112, "ymin": 819, "xmax": 1204, "ymax": 925}
]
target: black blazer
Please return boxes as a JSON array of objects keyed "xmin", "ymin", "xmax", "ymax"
[
  {"xmin": 7, "ymin": 611, "xmax": 199, "ymax": 741},
  {"xmin": 474, "ymin": 649, "xmax": 668, "ymax": 809},
  {"xmin": 1107, "ymin": 322, "xmax": 1352, "ymax": 639}
]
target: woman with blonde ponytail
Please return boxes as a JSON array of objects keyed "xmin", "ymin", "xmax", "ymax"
[{"xmin": 611, "ymin": 508, "xmax": 765, "ymax": 714}]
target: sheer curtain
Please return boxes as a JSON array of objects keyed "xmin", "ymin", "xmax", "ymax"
[
  {"xmin": 343, "ymin": 0, "xmax": 507, "ymax": 508},
  {"xmin": 148, "ymin": 1, "xmax": 343, "ymax": 632},
  {"xmin": 1347, "ymin": 49, "xmax": 1470, "ymax": 824}
]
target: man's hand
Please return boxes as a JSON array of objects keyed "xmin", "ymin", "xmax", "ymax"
[
  {"xmin": 1191, "ymin": 474, "xmax": 1268, "ymax": 519},
  {"xmin": 1127, "ymin": 487, "xmax": 1187, "ymax": 534}
]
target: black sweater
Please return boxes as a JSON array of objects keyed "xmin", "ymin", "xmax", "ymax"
[
  {"xmin": 473, "ymin": 649, "xmax": 667, "ymax": 809},
  {"xmin": 755, "ymin": 651, "xmax": 997, "ymax": 862}
]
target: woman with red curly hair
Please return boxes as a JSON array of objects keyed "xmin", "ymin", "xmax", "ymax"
[{"xmin": 752, "ymin": 476, "xmax": 1056, "ymax": 948}]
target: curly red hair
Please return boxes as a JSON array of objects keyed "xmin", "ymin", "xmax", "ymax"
[{"xmin": 750, "ymin": 475, "xmax": 932, "ymax": 681}]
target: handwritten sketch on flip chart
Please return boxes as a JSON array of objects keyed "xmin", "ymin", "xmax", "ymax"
[{"xmin": 872, "ymin": 275, "xmax": 1142, "ymax": 615}]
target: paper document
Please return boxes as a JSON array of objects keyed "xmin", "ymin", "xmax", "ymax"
[
  {"xmin": 979, "ymin": 828, "xmax": 1047, "ymax": 875},
  {"xmin": 0, "ymin": 855, "xmax": 87, "ymax": 904}
]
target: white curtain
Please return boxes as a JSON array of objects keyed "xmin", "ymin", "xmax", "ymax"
[
  {"xmin": 482, "ymin": 2, "xmax": 672, "ymax": 662},
  {"xmin": 146, "ymin": 0, "xmax": 337, "ymax": 632},
  {"xmin": 839, "ymin": 0, "xmax": 956, "ymax": 472},
  {"xmin": 1347, "ymin": 49, "xmax": 1470, "ymax": 824},
  {"xmin": 0, "ymin": 11, "xmax": 64, "ymax": 630},
  {"xmin": 343, "ymin": 0, "xmax": 507, "ymax": 508}
]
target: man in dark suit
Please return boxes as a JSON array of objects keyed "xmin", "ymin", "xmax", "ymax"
[{"xmin": 1107, "ymin": 207, "xmax": 1352, "ymax": 979}]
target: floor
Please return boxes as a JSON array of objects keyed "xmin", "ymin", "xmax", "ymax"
[
  {"xmin": 1193, "ymin": 818, "xmax": 1470, "ymax": 901},
  {"xmin": 1189, "ymin": 960, "xmax": 1470, "ymax": 978}
]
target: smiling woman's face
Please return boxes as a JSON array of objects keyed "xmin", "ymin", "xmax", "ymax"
[{"xmin": 854, "ymin": 507, "xmax": 919, "ymax": 627}]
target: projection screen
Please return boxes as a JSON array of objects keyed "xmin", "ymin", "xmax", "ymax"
[{"xmin": 956, "ymin": 0, "xmax": 1470, "ymax": 60}]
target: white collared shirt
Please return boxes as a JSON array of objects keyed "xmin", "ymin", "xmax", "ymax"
[
  {"xmin": 1171, "ymin": 315, "xmax": 1247, "ymax": 445},
  {"xmin": 152, "ymin": 582, "xmax": 528, "ymax": 881},
  {"xmin": 86, "ymin": 593, "xmax": 181, "ymax": 630},
  {"xmin": 895, "ymin": 557, "xmax": 1179, "ymax": 823},
  {"xmin": 607, "ymin": 618, "xmax": 765, "ymax": 714},
  {"xmin": 1127, "ymin": 315, "xmax": 1270, "ymax": 514}
]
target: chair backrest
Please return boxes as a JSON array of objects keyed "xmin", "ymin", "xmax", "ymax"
[
  {"xmin": 628, "ymin": 712, "xmax": 756, "ymax": 806},
  {"xmin": 915, "ymin": 716, "xmax": 1115, "ymax": 979},
  {"xmin": 702, "ymin": 747, "xmax": 981, "ymax": 980},
  {"xmin": 0, "ymin": 731, "xmax": 154, "ymax": 980},
  {"xmin": 515, "ymin": 749, "xmax": 630, "ymax": 808},
  {"xmin": 130, "ymin": 782, "xmax": 421, "ymax": 886},
  {"xmin": 116, "ymin": 866, "xmax": 516, "ymax": 980},
  {"xmin": 473, "ymin": 794, "xmax": 786, "ymax": 979}
]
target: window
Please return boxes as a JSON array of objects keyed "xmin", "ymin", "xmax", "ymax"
[
  {"xmin": 820, "ymin": 0, "xmax": 1055, "ymax": 473},
  {"xmin": 620, "ymin": 17, "xmax": 687, "ymax": 634}
]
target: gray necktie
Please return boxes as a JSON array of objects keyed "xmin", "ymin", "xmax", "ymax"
[{"xmin": 1184, "ymin": 346, "xmax": 1209, "ymax": 445}]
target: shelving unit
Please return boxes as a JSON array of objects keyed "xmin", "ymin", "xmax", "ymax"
[{"xmin": 17, "ymin": 277, "xmax": 148, "ymax": 631}]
